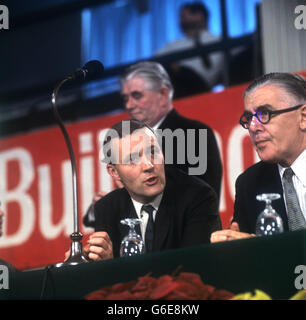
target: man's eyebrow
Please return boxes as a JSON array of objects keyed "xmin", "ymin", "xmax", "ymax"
[
  {"xmin": 131, "ymin": 90, "xmax": 142, "ymax": 95},
  {"xmin": 255, "ymin": 104, "xmax": 274, "ymax": 110},
  {"xmin": 123, "ymin": 151, "xmax": 139, "ymax": 161},
  {"xmin": 244, "ymin": 104, "xmax": 274, "ymax": 113}
]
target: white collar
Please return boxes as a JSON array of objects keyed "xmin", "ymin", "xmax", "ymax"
[
  {"xmin": 152, "ymin": 114, "xmax": 168, "ymax": 131},
  {"xmin": 131, "ymin": 192, "xmax": 163, "ymax": 218},
  {"xmin": 278, "ymin": 148, "xmax": 306, "ymax": 187}
]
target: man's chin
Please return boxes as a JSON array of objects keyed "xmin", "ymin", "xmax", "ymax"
[
  {"xmin": 129, "ymin": 113, "xmax": 144, "ymax": 122},
  {"xmin": 257, "ymin": 151, "xmax": 279, "ymax": 164},
  {"xmin": 142, "ymin": 185, "xmax": 164, "ymax": 200}
]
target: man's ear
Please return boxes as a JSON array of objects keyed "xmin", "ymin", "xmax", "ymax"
[
  {"xmin": 300, "ymin": 105, "xmax": 306, "ymax": 131},
  {"xmin": 159, "ymin": 86, "xmax": 170, "ymax": 105},
  {"xmin": 107, "ymin": 164, "xmax": 121, "ymax": 181}
]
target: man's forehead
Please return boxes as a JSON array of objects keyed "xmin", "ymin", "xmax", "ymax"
[
  {"xmin": 181, "ymin": 7, "xmax": 202, "ymax": 17},
  {"xmin": 122, "ymin": 76, "xmax": 147, "ymax": 92},
  {"xmin": 115, "ymin": 128, "xmax": 157, "ymax": 147},
  {"xmin": 244, "ymin": 85, "xmax": 289, "ymax": 111}
]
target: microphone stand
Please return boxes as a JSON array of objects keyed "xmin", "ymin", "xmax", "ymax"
[{"xmin": 52, "ymin": 77, "xmax": 90, "ymax": 267}]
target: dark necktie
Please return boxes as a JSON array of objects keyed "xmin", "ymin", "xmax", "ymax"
[
  {"xmin": 142, "ymin": 204, "xmax": 155, "ymax": 253},
  {"xmin": 282, "ymin": 168, "xmax": 306, "ymax": 231}
]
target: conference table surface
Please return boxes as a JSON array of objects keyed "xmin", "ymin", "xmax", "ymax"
[{"xmin": 2, "ymin": 229, "xmax": 306, "ymax": 300}]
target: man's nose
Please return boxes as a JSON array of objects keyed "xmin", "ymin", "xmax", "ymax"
[
  {"xmin": 248, "ymin": 114, "xmax": 263, "ymax": 132},
  {"xmin": 125, "ymin": 97, "xmax": 134, "ymax": 110},
  {"xmin": 142, "ymin": 157, "xmax": 154, "ymax": 171}
]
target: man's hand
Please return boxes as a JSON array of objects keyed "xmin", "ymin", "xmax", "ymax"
[
  {"xmin": 64, "ymin": 231, "xmax": 113, "ymax": 261},
  {"xmin": 210, "ymin": 222, "xmax": 255, "ymax": 243},
  {"xmin": 84, "ymin": 232, "xmax": 113, "ymax": 261}
]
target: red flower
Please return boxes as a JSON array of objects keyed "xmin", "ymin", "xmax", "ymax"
[{"xmin": 84, "ymin": 272, "xmax": 234, "ymax": 300}]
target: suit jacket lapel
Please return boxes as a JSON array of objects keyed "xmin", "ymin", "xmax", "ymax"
[
  {"xmin": 158, "ymin": 109, "xmax": 178, "ymax": 130},
  {"xmin": 153, "ymin": 178, "xmax": 173, "ymax": 251},
  {"xmin": 117, "ymin": 193, "xmax": 140, "ymax": 242}
]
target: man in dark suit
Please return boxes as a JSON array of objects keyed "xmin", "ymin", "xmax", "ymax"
[
  {"xmin": 83, "ymin": 119, "xmax": 221, "ymax": 260},
  {"xmin": 211, "ymin": 72, "xmax": 306, "ymax": 242}
]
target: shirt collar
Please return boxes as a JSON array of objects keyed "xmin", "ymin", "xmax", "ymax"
[
  {"xmin": 131, "ymin": 192, "xmax": 163, "ymax": 218},
  {"xmin": 278, "ymin": 148, "xmax": 306, "ymax": 187},
  {"xmin": 152, "ymin": 114, "xmax": 167, "ymax": 131}
]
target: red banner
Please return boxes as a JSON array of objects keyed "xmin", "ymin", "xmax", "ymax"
[{"xmin": 0, "ymin": 82, "xmax": 263, "ymax": 269}]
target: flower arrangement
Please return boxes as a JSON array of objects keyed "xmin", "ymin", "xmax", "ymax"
[
  {"xmin": 85, "ymin": 272, "xmax": 233, "ymax": 300},
  {"xmin": 85, "ymin": 271, "xmax": 306, "ymax": 300},
  {"xmin": 232, "ymin": 289, "xmax": 306, "ymax": 300}
]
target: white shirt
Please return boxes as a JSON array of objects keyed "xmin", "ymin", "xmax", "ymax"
[
  {"xmin": 152, "ymin": 114, "xmax": 167, "ymax": 131},
  {"xmin": 131, "ymin": 192, "xmax": 163, "ymax": 242},
  {"xmin": 278, "ymin": 148, "xmax": 306, "ymax": 219}
]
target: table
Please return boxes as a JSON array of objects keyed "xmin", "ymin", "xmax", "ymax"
[{"xmin": 2, "ymin": 229, "xmax": 306, "ymax": 300}]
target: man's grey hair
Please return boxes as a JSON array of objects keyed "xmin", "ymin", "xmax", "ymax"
[
  {"xmin": 120, "ymin": 61, "xmax": 174, "ymax": 100},
  {"xmin": 244, "ymin": 72, "xmax": 306, "ymax": 104}
]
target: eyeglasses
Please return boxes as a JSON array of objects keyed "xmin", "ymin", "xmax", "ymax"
[{"xmin": 239, "ymin": 104, "xmax": 304, "ymax": 129}]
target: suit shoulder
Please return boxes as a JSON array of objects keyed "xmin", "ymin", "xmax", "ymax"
[
  {"xmin": 95, "ymin": 188, "xmax": 128, "ymax": 210},
  {"xmin": 163, "ymin": 110, "xmax": 213, "ymax": 132},
  {"xmin": 176, "ymin": 115, "xmax": 213, "ymax": 131},
  {"xmin": 165, "ymin": 168, "xmax": 219, "ymax": 217},
  {"xmin": 166, "ymin": 166, "xmax": 215, "ymax": 194},
  {"xmin": 237, "ymin": 161, "xmax": 276, "ymax": 183}
]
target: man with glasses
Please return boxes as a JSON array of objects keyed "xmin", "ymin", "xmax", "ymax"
[{"xmin": 211, "ymin": 72, "xmax": 306, "ymax": 242}]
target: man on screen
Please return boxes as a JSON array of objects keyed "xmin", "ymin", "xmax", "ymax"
[{"xmin": 211, "ymin": 72, "xmax": 306, "ymax": 242}]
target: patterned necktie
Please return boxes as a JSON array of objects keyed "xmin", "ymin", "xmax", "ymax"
[
  {"xmin": 282, "ymin": 167, "xmax": 306, "ymax": 231},
  {"xmin": 142, "ymin": 204, "xmax": 155, "ymax": 253}
]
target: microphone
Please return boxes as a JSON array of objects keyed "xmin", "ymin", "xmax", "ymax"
[
  {"xmin": 67, "ymin": 60, "xmax": 104, "ymax": 81},
  {"xmin": 50, "ymin": 60, "xmax": 103, "ymax": 268}
]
